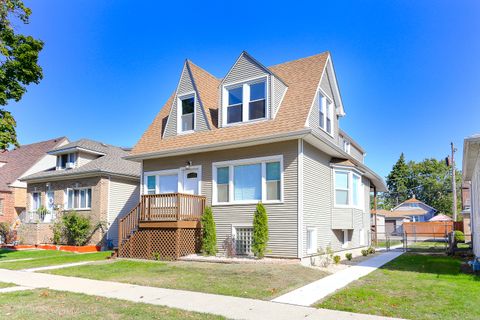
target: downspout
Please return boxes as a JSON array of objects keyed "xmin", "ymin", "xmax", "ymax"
[{"xmin": 297, "ymin": 139, "xmax": 304, "ymax": 259}]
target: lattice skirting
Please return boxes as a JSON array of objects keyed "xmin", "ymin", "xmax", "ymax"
[{"xmin": 118, "ymin": 228, "xmax": 201, "ymax": 260}]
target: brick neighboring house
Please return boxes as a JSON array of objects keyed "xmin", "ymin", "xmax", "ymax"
[
  {"xmin": 0, "ymin": 137, "xmax": 68, "ymax": 226},
  {"xmin": 20, "ymin": 139, "xmax": 141, "ymax": 247}
]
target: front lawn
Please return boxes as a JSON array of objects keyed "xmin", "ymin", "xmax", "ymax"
[
  {"xmin": 0, "ymin": 288, "xmax": 223, "ymax": 319},
  {"xmin": 0, "ymin": 249, "xmax": 75, "ymax": 261},
  {"xmin": 316, "ymin": 253, "xmax": 480, "ymax": 320},
  {"xmin": 46, "ymin": 260, "xmax": 328, "ymax": 300},
  {"xmin": 0, "ymin": 251, "xmax": 111, "ymax": 270},
  {"xmin": 0, "ymin": 282, "xmax": 14, "ymax": 289}
]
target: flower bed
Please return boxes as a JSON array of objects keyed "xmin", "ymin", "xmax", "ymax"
[{"xmin": 1, "ymin": 244, "xmax": 101, "ymax": 253}]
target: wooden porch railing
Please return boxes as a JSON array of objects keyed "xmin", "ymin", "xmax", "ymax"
[
  {"xmin": 140, "ymin": 193, "xmax": 206, "ymax": 221},
  {"xmin": 118, "ymin": 203, "xmax": 140, "ymax": 248}
]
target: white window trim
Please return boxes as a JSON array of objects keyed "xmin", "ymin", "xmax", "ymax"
[
  {"xmin": 56, "ymin": 152, "xmax": 77, "ymax": 170},
  {"xmin": 343, "ymin": 140, "xmax": 351, "ymax": 154},
  {"xmin": 143, "ymin": 166, "xmax": 202, "ymax": 195},
  {"xmin": 177, "ymin": 92, "xmax": 196, "ymax": 134},
  {"xmin": 333, "ymin": 168, "xmax": 364, "ymax": 209},
  {"xmin": 221, "ymin": 75, "xmax": 269, "ymax": 127},
  {"xmin": 212, "ymin": 155, "xmax": 284, "ymax": 206},
  {"xmin": 318, "ymin": 89, "xmax": 335, "ymax": 137},
  {"xmin": 306, "ymin": 227, "xmax": 318, "ymax": 254},
  {"xmin": 64, "ymin": 187, "xmax": 92, "ymax": 211}
]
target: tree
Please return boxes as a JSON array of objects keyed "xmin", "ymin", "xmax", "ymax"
[
  {"xmin": 0, "ymin": 0, "xmax": 43, "ymax": 150},
  {"xmin": 385, "ymin": 153, "xmax": 410, "ymax": 207},
  {"xmin": 201, "ymin": 206, "xmax": 217, "ymax": 255},
  {"xmin": 252, "ymin": 202, "xmax": 269, "ymax": 258}
]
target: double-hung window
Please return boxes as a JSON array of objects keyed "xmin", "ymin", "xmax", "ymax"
[
  {"xmin": 66, "ymin": 188, "xmax": 92, "ymax": 210},
  {"xmin": 225, "ymin": 79, "xmax": 267, "ymax": 125},
  {"xmin": 58, "ymin": 153, "xmax": 76, "ymax": 169},
  {"xmin": 318, "ymin": 92, "xmax": 334, "ymax": 135},
  {"xmin": 213, "ymin": 156, "xmax": 282, "ymax": 204},
  {"xmin": 32, "ymin": 192, "xmax": 42, "ymax": 211},
  {"xmin": 180, "ymin": 96, "xmax": 195, "ymax": 132},
  {"xmin": 334, "ymin": 170, "xmax": 363, "ymax": 208}
]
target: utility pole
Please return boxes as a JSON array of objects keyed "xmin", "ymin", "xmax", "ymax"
[{"xmin": 451, "ymin": 142, "xmax": 457, "ymax": 221}]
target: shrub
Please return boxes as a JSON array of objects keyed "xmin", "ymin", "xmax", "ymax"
[
  {"xmin": 345, "ymin": 252, "xmax": 353, "ymax": 261},
  {"xmin": 222, "ymin": 236, "xmax": 236, "ymax": 258},
  {"xmin": 361, "ymin": 249, "xmax": 368, "ymax": 256},
  {"xmin": 201, "ymin": 206, "xmax": 217, "ymax": 256},
  {"xmin": 56, "ymin": 211, "xmax": 92, "ymax": 246},
  {"xmin": 454, "ymin": 230, "xmax": 465, "ymax": 243},
  {"xmin": 252, "ymin": 202, "xmax": 269, "ymax": 258},
  {"xmin": 368, "ymin": 247, "xmax": 376, "ymax": 254},
  {"xmin": 0, "ymin": 222, "xmax": 15, "ymax": 244},
  {"xmin": 333, "ymin": 255, "xmax": 341, "ymax": 264}
]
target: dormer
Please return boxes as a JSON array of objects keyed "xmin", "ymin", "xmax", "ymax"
[
  {"xmin": 56, "ymin": 152, "xmax": 77, "ymax": 170},
  {"xmin": 219, "ymin": 52, "xmax": 287, "ymax": 127},
  {"xmin": 49, "ymin": 141, "xmax": 106, "ymax": 170}
]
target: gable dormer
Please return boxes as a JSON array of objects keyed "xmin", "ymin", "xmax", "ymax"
[
  {"xmin": 163, "ymin": 61, "xmax": 210, "ymax": 138},
  {"xmin": 219, "ymin": 52, "xmax": 287, "ymax": 127},
  {"xmin": 307, "ymin": 54, "xmax": 345, "ymax": 141}
]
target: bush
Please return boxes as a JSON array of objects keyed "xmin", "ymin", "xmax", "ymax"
[
  {"xmin": 252, "ymin": 202, "xmax": 269, "ymax": 258},
  {"xmin": 345, "ymin": 252, "xmax": 353, "ymax": 261},
  {"xmin": 333, "ymin": 255, "xmax": 341, "ymax": 264},
  {"xmin": 368, "ymin": 247, "xmax": 376, "ymax": 254},
  {"xmin": 54, "ymin": 211, "xmax": 92, "ymax": 246},
  {"xmin": 0, "ymin": 222, "xmax": 14, "ymax": 244},
  {"xmin": 201, "ymin": 206, "xmax": 217, "ymax": 256},
  {"xmin": 454, "ymin": 230, "xmax": 465, "ymax": 243},
  {"xmin": 361, "ymin": 249, "xmax": 368, "ymax": 256}
]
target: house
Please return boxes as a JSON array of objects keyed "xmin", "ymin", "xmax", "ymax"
[
  {"xmin": 122, "ymin": 51, "xmax": 387, "ymax": 260},
  {"xmin": 371, "ymin": 209, "xmax": 387, "ymax": 236},
  {"xmin": 0, "ymin": 137, "xmax": 68, "ymax": 225},
  {"xmin": 20, "ymin": 139, "xmax": 140, "ymax": 247},
  {"xmin": 462, "ymin": 134, "xmax": 480, "ymax": 258},
  {"xmin": 429, "ymin": 214, "xmax": 453, "ymax": 222},
  {"xmin": 381, "ymin": 196, "xmax": 437, "ymax": 235}
]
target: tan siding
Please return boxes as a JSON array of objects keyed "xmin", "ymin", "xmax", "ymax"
[
  {"xmin": 107, "ymin": 178, "xmax": 140, "ymax": 246},
  {"xmin": 143, "ymin": 141, "xmax": 298, "ymax": 258},
  {"xmin": 350, "ymin": 145, "xmax": 364, "ymax": 163},
  {"xmin": 77, "ymin": 152, "xmax": 98, "ymax": 168},
  {"xmin": 164, "ymin": 99, "xmax": 178, "ymax": 137},
  {"xmin": 272, "ymin": 76, "xmax": 287, "ymax": 118},
  {"xmin": 224, "ymin": 54, "xmax": 268, "ymax": 85}
]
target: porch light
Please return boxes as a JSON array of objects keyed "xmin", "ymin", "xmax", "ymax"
[{"xmin": 186, "ymin": 161, "xmax": 192, "ymax": 169}]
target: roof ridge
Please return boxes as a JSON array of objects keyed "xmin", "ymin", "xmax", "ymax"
[
  {"xmin": 15, "ymin": 136, "xmax": 67, "ymax": 149},
  {"xmin": 268, "ymin": 51, "xmax": 330, "ymax": 69}
]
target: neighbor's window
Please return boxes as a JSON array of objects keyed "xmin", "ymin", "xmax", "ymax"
[
  {"xmin": 0, "ymin": 198, "xmax": 4, "ymax": 215},
  {"xmin": 66, "ymin": 188, "xmax": 92, "ymax": 209},
  {"xmin": 216, "ymin": 167, "xmax": 229, "ymax": 202},
  {"xmin": 32, "ymin": 192, "xmax": 42, "ymax": 211},
  {"xmin": 213, "ymin": 156, "xmax": 282, "ymax": 204},
  {"xmin": 334, "ymin": 170, "xmax": 363, "ymax": 207},
  {"xmin": 58, "ymin": 153, "xmax": 76, "ymax": 169},
  {"xmin": 249, "ymin": 81, "xmax": 266, "ymax": 120},
  {"xmin": 180, "ymin": 96, "xmax": 195, "ymax": 132},
  {"xmin": 306, "ymin": 227, "xmax": 317, "ymax": 254},
  {"xmin": 225, "ymin": 79, "xmax": 267, "ymax": 125},
  {"xmin": 227, "ymin": 86, "xmax": 243, "ymax": 124}
]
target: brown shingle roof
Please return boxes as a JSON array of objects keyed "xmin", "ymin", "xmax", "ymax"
[
  {"xmin": 0, "ymin": 137, "xmax": 67, "ymax": 191},
  {"xmin": 131, "ymin": 52, "xmax": 329, "ymax": 156}
]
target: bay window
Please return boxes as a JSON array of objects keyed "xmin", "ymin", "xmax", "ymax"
[
  {"xmin": 334, "ymin": 169, "xmax": 363, "ymax": 208},
  {"xmin": 180, "ymin": 96, "xmax": 195, "ymax": 132},
  {"xmin": 66, "ymin": 188, "xmax": 92, "ymax": 210},
  {"xmin": 213, "ymin": 156, "xmax": 282, "ymax": 204},
  {"xmin": 224, "ymin": 78, "xmax": 267, "ymax": 125}
]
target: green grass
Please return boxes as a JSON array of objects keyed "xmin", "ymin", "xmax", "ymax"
[
  {"xmin": 316, "ymin": 253, "xmax": 480, "ymax": 320},
  {"xmin": 0, "ymin": 251, "xmax": 111, "ymax": 270},
  {"xmin": 0, "ymin": 282, "xmax": 15, "ymax": 289},
  {"xmin": 0, "ymin": 288, "xmax": 224, "ymax": 319},
  {"xmin": 0, "ymin": 249, "xmax": 75, "ymax": 261},
  {"xmin": 375, "ymin": 240, "xmax": 402, "ymax": 248},
  {"xmin": 46, "ymin": 260, "xmax": 328, "ymax": 300}
]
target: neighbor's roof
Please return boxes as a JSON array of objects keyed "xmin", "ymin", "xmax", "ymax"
[
  {"xmin": 21, "ymin": 139, "xmax": 140, "ymax": 182},
  {"xmin": 0, "ymin": 137, "xmax": 67, "ymax": 191},
  {"xmin": 383, "ymin": 211, "xmax": 412, "ymax": 219},
  {"xmin": 393, "ymin": 196, "xmax": 438, "ymax": 212},
  {"xmin": 131, "ymin": 52, "xmax": 330, "ymax": 157},
  {"xmin": 48, "ymin": 138, "xmax": 112, "ymax": 155},
  {"xmin": 429, "ymin": 214, "xmax": 453, "ymax": 222}
]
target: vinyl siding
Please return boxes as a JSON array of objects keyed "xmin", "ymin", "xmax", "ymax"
[
  {"xmin": 77, "ymin": 152, "xmax": 98, "ymax": 168},
  {"xmin": 272, "ymin": 75, "xmax": 287, "ymax": 118},
  {"xmin": 350, "ymin": 145, "xmax": 364, "ymax": 163},
  {"xmin": 302, "ymin": 142, "xmax": 371, "ymax": 255},
  {"xmin": 107, "ymin": 178, "xmax": 140, "ymax": 246},
  {"xmin": 308, "ymin": 75, "xmax": 339, "ymax": 142},
  {"xmin": 472, "ymin": 159, "xmax": 480, "ymax": 257},
  {"xmin": 164, "ymin": 65, "xmax": 209, "ymax": 137},
  {"xmin": 143, "ymin": 141, "xmax": 299, "ymax": 258}
]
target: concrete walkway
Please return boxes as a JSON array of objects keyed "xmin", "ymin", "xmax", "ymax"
[
  {"xmin": 0, "ymin": 268, "xmax": 402, "ymax": 320},
  {"xmin": 272, "ymin": 250, "xmax": 404, "ymax": 306},
  {"xmin": 21, "ymin": 261, "xmax": 94, "ymax": 272}
]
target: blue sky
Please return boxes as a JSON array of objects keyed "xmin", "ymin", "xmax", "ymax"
[{"xmin": 13, "ymin": 0, "xmax": 480, "ymax": 178}]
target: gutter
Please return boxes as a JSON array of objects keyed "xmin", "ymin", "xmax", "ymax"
[
  {"xmin": 20, "ymin": 171, "xmax": 140, "ymax": 183},
  {"xmin": 125, "ymin": 128, "xmax": 312, "ymax": 161}
]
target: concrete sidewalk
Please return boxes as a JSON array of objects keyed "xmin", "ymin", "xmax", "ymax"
[
  {"xmin": 0, "ymin": 268, "xmax": 402, "ymax": 320},
  {"xmin": 272, "ymin": 250, "xmax": 404, "ymax": 306}
]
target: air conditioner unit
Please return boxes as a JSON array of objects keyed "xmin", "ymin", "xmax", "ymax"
[{"xmin": 66, "ymin": 162, "xmax": 75, "ymax": 169}]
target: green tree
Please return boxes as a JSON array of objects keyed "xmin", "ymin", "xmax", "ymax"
[
  {"xmin": 385, "ymin": 153, "xmax": 411, "ymax": 207},
  {"xmin": 0, "ymin": 0, "xmax": 43, "ymax": 150},
  {"xmin": 201, "ymin": 206, "xmax": 217, "ymax": 255},
  {"xmin": 252, "ymin": 202, "xmax": 269, "ymax": 258}
]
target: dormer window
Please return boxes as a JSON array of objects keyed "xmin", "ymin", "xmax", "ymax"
[
  {"xmin": 57, "ymin": 153, "xmax": 76, "ymax": 170},
  {"xmin": 224, "ymin": 78, "xmax": 267, "ymax": 126},
  {"xmin": 318, "ymin": 92, "xmax": 334, "ymax": 135},
  {"xmin": 178, "ymin": 95, "xmax": 195, "ymax": 133}
]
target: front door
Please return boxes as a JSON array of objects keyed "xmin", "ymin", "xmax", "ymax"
[
  {"xmin": 45, "ymin": 191, "xmax": 55, "ymax": 222},
  {"xmin": 183, "ymin": 169, "xmax": 199, "ymax": 195}
]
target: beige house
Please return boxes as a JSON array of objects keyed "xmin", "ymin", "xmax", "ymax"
[
  {"xmin": 122, "ymin": 51, "xmax": 386, "ymax": 260},
  {"xmin": 21, "ymin": 139, "xmax": 140, "ymax": 247}
]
